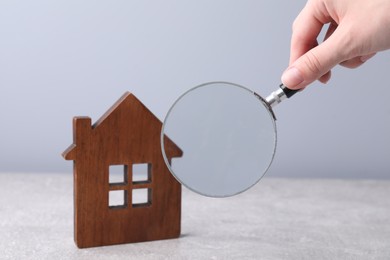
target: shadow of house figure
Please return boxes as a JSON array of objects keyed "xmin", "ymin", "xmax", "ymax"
[{"xmin": 62, "ymin": 92, "xmax": 183, "ymax": 248}]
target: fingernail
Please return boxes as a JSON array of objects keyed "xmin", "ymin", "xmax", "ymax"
[{"xmin": 281, "ymin": 67, "xmax": 304, "ymax": 88}]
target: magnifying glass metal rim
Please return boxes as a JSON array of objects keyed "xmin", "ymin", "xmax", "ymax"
[{"xmin": 160, "ymin": 81, "xmax": 280, "ymax": 197}]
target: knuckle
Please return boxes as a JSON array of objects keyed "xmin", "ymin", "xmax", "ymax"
[{"xmin": 302, "ymin": 51, "xmax": 323, "ymax": 76}]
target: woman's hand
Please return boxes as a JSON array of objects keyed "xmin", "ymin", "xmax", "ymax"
[{"xmin": 282, "ymin": 0, "xmax": 390, "ymax": 89}]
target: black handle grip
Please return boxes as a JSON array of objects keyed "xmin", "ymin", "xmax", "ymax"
[{"xmin": 280, "ymin": 83, "xmax": 299, "ymax": 98}]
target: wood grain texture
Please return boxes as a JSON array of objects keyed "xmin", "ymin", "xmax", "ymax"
[{"xmin": 62, "ymin": 92, "xmax": 182, "ymax": 248}]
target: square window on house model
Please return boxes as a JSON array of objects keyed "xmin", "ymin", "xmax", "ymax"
[
  {"xmin": 132, "ymin": 163, "xmax": 151, "ymax": 183},
  {"xmin": 132, "ymin": 188, "xmax": 151, "ymax": 207},
  {"xmin": 109, "ymin": 165, "xmax": 128, "ymax": 185},
  {"xmin": 109, "ymin": 190, "xmax": 127, "ymax": 208}
]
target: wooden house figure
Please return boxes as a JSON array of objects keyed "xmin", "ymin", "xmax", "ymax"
[{"xmin": 62, "ymin": 92, "xmax": 183, "ymax": 248}]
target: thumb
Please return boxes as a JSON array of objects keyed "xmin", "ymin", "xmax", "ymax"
[{"xmin": 282, "ymin": 31, "xmax": 347, "ymax": 89}]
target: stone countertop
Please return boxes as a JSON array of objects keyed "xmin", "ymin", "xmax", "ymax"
[{"xmin": 0, "ymin": 173, "xmax": 389, "ymax": 260}]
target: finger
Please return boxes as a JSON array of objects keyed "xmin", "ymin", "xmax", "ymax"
[
  {"xmin": 318, "ymin": 70, "xmax": 331, "ymax": 84},
  {"xmin": 289, "ymin": 1, "xmax": 335, "ymax": 65},
  {"xmin": 340, "ymin": 53, "xmax": 376, "ymax": 68},
  {"xmin": 339, "ymin": 57, "xmax": 365, "ymax": 68},
  {"xmin": 314, "ymin": 22, "xmax": 337, "ymax": 83},
  {"xmin": 360, "ymin": 53, "xmax": 377, "ymax": 62},
  {"xmin": 282, "ymin": 26, "xmax": 348, "ymax": 89}
]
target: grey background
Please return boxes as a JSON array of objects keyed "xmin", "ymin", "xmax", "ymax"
[{"xmin": 1, "ymin": 0, "xmax": 389, "ymax": 178}]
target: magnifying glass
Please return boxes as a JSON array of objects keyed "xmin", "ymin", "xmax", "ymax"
[{"xmin": 161, "ymin": 82, "xmax": 298, "ymax": 197}]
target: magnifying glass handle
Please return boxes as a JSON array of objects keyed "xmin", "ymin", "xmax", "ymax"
[{"xmin": 265, "ymin": 84, "xmax": 299, "ymax": 108}]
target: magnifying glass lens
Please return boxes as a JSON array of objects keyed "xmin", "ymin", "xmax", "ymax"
[{"xmin": 161, "ymin": 82, "xmax": 277, "ymax": 197}]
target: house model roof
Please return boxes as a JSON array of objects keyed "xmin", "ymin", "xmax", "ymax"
[{"xmin": 62, "ymin": 92, "xmax": 182, "ymax": 161}]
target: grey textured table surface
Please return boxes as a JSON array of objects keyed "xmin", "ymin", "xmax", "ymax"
[{"xmin": 1, "ymin": 173, "xmax": 389, "ymax": 260}]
